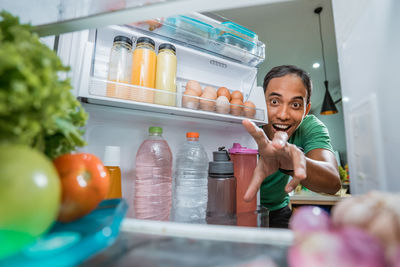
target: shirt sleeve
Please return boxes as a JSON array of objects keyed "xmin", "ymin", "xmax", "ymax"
[{"xmin": 301, "ymin": 116, "xmax": 334, "ymax": 154}]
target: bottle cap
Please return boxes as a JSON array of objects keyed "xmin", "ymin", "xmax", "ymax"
[
  {"xmin": 158, "ymin": 43, "xmax": 176, "ymax": 53},
  {"xmin": 186, "ymin": 132, "xmax": 199, "ymax": 138},
  {"xmin": 228, "ymin": 143, "xmax": 258, "ymax": 155},
  {"xmin": 113, "ymin": 35, "xmax": 133, "ymax": 46},
  {"xmin": 104, "ymin": 146, "xmax": 120, "ymax": 166},
  {"xmin": 149, "ymin": 126, "xmax": 163, "ymax": 134},
  {"xmin": 209, "ymin": 147, "xmax": 234, "ymax": 176},
  {"xmin": 136, "ymin": 36, "xmax": 155, "ymax": 47}
]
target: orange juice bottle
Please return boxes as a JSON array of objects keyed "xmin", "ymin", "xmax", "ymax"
[
  {"xmin": 131, "ymin": 37, "xmax": 156, "ymax": 103},
  {"xmin": 107, "ymin": 36, "xmax": 132, "ymax": 99},
  {"xmin": 104, "ymin": 146, "xmax": 122, "ymax": 199}
]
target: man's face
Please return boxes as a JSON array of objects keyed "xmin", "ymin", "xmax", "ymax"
[{"xmin": 263, "ymin": 74, "xmax": 311, "ymax": 139}]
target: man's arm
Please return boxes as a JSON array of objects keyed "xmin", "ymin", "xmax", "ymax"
[
  {"xmin": 242, "ymin": 119, "xmax": 341, "ymax": 201},
  {"xmin": 301, "ymin": 148, "xmax": 341, "ymax": 195}
]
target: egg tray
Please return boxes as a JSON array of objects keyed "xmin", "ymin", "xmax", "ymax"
[{"xmin": 181, "ymin": 93, "xmax": 261, "ymax": 120}]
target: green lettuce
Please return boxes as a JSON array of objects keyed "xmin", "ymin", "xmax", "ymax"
[{"xmin": 0, "ymin": 11, "xmax": 88, "ymax": 159}]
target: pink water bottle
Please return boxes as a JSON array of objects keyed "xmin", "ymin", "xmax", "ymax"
[
  {"xmin": 228, "ymin": 143, "xmax": 258, "ymax": 214},
  {"xmin": 134, "ymin": 126, "xmax": 172, "ymax": 221}
]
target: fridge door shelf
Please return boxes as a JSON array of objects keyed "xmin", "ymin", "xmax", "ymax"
[{"xmin": 85, "ymin": 77, "xmax": 266, "ymax": 125}]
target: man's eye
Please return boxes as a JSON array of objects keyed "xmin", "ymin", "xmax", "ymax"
[
  {"xmin": 270, "ymin": 99, "xmax": 278, "ymax": 105},
  {"xmin": 292, "ymin": 102, "xmax": 302, "ymax": 109}
]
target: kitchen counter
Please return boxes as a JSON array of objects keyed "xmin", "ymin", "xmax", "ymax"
[{"xmin": 290, "ymin": 193, "xmax": 351, "ymax": 206}]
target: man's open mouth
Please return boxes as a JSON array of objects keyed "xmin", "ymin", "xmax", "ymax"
[{"xmin": 273, "ymin": 124, "xmax": 291, "ymax": 132}]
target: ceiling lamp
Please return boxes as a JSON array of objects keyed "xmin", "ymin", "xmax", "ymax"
[{"xmin": 315, "ymin": 7, "xmax": 338, "ymax": 115}]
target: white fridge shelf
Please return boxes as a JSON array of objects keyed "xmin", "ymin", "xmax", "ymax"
[{"xmin": 84, "ymin": 77, "xmax": 267, "ymax": 125}]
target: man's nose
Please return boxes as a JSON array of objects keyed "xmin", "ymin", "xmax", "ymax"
[{"xmin": 277, "ymin": 105, "xmax": 290, "ymax": 120}]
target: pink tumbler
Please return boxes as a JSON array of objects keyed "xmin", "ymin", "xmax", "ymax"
[{"xmin": 228, "ymin": 143, "xmax": 258, "ymax": 214}]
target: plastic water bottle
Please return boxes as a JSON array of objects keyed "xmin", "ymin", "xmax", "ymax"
[
  {"xmin": 172, "ymin": 132, "xmax": 209, "ymax": 223},
  {"xmin": 134, "ymin": 126, "xmax": 172, "ymax": 221}
]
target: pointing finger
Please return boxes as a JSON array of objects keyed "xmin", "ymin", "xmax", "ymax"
[{"xmin": 242, "ymin": 119, "xmax": 270, "ymax": 148}]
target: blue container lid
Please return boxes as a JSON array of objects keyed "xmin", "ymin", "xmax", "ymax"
[
  {"xmin": 166, "ymin": 15, "xmax": 214, "ymax": 33},
  {"xmin": 217, "ymin": 33, "xmax": 256, "ymax": 51},
  {"xmin": 221, "ymin": 21, "xmax": 257, "ymax": 40},
  {"xmin": 0, "ymin": 199, "xmax": 128, "ymax": 267}
]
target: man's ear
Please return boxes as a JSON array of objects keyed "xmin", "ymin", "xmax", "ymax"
[{"xmin": 305, "ymin": 103, "xmax": 311, "ymax": 116}]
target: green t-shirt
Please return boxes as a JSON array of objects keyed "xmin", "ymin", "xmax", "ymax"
[{"xmin": 260, "ymin": 115, "xmax": 334, "ymax": 211}]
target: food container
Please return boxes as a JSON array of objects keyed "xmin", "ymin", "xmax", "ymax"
[
  {"xmin": 164, "ymin": 15, "xmax": 213, "ymax": 44},
  {"xmin": 212, "ymin": 21, "xmax": 258, "ymax": 52}
]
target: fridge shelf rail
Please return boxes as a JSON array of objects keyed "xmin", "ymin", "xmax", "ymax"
[{"xmin": 86, "ymin": 77, "xmax": 266, "ymax": 125}]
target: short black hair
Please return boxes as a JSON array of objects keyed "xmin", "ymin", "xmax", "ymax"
[{"xmin": 263, "ymin": 65, "xmax": 312, "ymax": 104}]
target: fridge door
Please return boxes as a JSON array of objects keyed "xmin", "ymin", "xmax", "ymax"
[{"xmin": 332, "ymin": 0, "xmax": 400, "ymax": 193}]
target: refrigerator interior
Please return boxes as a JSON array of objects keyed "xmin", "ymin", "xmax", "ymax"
[{"xmin": 64, "ymin": 22, "xmax": 268, "ymax": 217}]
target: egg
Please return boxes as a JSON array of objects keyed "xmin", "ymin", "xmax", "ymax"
[
  {"xmin": 216, "ymin": 96, "xmax": 230, "ymax": 114},
  {"xmin": 230, "ymin": 98, "xmax": 244, "ymax": 116},
  {"xmin": 203, "ymin": 86, "xmax": 217, "ymax": 98},
  {"xmin": 200, "ymin": 90, "xmax": 217, "ymax": 111},
  {"xmin": 217, "ymin": 87, "xmax": 231, "ymax": 101},
  {"xmin": 182, "ymin": 89, "xmax": 200, "ymax": 110},
  {"xmin": 185, "ymin": 80, "xmax": 202, "ymax": 96},
  {"xmin": 243, "ymin": 101, "xmax": 256, "ymax": 118},
  {"xmin": 231, "ymin": 90, "xmax": 243, "ymax": 101}
]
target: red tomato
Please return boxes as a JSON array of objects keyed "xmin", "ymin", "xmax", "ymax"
[{"xmin": 53, "ymin": 153, "xmax": 110, "ymax": 223}]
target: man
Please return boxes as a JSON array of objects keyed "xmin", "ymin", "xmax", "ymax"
[{"xmin": 242, "ymin": 65, "xmax": 341, "ymax": 228}]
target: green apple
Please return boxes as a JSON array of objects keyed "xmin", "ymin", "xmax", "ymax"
[{"xmin": 0, "ymin": 145, "xmax": 61, "ymax": 259}]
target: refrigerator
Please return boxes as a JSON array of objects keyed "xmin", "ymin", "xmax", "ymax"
[{"xmin": 1, "ymin": 0, "xmax": 400, "ymax": 263}]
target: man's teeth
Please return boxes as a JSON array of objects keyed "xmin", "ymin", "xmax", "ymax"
[{"xmin": 274, "ymin": 124, "xmax": 290, "ymax": 130}]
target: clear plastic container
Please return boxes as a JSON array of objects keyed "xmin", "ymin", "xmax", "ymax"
[
  {"xmin": 220, "ymin": 21, "xmax": 258, "ymax": 40},
  {"xmin": 106, "ymin": 35, "xmax": 132, "ymax": 99},
  {"xmin": 134, "ymin": 126, "xmax": 173, "ymax": 221},
  {"xmin": 130, "ymin": 14, "xmax": 265, "ymax": 66},
  {"xmin": 172, "ymin": 132, "xmax": 209, "ymax": 223},
  {"xmin": 164, "ymin": 15, "xmax": 213, "ymax": 44},
  {"xmin": 212, "ymin": 21, "xmax": 257, "ymax": 53}
]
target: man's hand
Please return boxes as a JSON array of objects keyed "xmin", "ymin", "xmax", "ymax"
[{"xmin": 242, "ymin": 119, "xmax": 307, "ymax": 202}]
